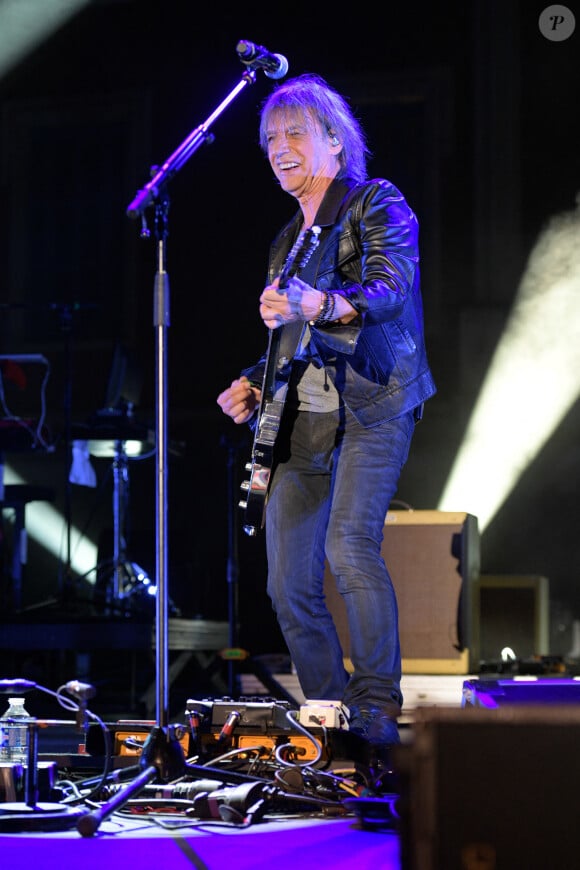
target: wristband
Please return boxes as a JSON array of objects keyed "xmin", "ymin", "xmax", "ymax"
[{"xmin": 310, "ymin": 291, "xmax": 336, "ymax": 326}]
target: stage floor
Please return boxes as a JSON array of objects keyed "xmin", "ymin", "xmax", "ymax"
[
  {"xmin": 0, "ymin": 811, "xmax": 401, "ymax": 870},
  {"xmin": 4, "ymin": 622, "xmax": 580, "ymax": 869},
  {"xmin": 5, "ymin": 688, "xmax": 580, "ymax": 869},
  {"xmin": 0, "ymin": 712, "xmax": 403, "ymax": 870}
]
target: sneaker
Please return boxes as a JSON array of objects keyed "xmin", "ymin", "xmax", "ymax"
[{"xmin": 348, "ymin": 706, "xmax": 400, "ymax": 747}]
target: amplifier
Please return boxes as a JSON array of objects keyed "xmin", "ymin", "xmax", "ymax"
[
  {"xmin": 474, "ymin": 574, "xmax": 550, "ymax": 664},
  {"xmin": 324, "ymin": 510, "xmax": 480, "ymax": 674}
]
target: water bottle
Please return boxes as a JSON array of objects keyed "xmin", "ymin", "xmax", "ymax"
[{"xmin": 0, "ymin": 697, "xmax": 29, "ymax": 763}]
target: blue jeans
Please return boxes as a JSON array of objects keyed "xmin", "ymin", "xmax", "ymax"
[{"xmin": 265, "ymin": 405, "xmax": 416, "ymax": 717}]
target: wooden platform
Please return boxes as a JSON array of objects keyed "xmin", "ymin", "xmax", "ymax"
[{"xmin": 240, "ymin": 670, "xmax": 470, "ymax": 723}]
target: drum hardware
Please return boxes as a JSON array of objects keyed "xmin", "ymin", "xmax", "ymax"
[{"xmin": 96, "ymin": 437, "xmax": 155, "ymax": 615}]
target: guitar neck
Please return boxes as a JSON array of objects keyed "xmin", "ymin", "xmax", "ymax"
[{"xmin": 240, "ymin": 226, "xmax": 321, "ymax": 536}]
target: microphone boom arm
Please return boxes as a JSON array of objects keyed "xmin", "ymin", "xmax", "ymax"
[{"xmin": 126, "ymin": 69, "xmax": 257, "ymax": 219}]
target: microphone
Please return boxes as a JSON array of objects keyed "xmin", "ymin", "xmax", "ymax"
[
  {"xmin": 236, "ymin": 40, "xmax": 289, "ymax": 80},
  {"xmin": 65, "ymin": 680, "xmax": 96, "ymax": 700},
  {"xmin": 65, "ymin": 681, "xmax": 96, "ymax": 734}
]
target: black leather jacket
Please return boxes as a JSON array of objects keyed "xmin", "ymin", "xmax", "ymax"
[{"xmin": 243, "ymin": 175, "xmax": 436, "ymax": 426}]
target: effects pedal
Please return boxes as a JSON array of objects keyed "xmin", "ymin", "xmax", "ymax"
[
  {"xmin": 85, "ymin": 721, "xmax": 190, "ymax": 758},
  {"xmin": 299, "ymin": 700, "xmax": 349, "ymax": 730},
  {"xmin": 185, "ymin": 697, "xmax": 293, "ymax": 731}
]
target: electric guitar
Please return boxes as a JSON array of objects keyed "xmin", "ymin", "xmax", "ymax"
[{"xmin": 240, "ymin": 225, "xmax": 322, "ymax": 536}]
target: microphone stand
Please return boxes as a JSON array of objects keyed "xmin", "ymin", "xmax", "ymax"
[
  {"xmin": 126, "ymin": 65, "xmax": 261, "ymax": 731},
  {"xmin": 220, "ymin": 433, "xmax": 248, "ymax": 697}
]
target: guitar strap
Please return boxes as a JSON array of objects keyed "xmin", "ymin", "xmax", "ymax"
[
  {"xmin": 269, "ymin": 181, "xmax": 366, "ymax": 396},
  {"xmin": 276, "ymin": 180, "xmax": 365, "ymax": 358}
]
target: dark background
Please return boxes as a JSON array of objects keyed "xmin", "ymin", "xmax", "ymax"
[{"xmin": 1, "ymin": 0, "xmax": 579, "ymax": 668}]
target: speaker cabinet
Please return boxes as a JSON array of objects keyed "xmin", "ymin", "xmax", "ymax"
[
  {"xmin": 323, "ymin": 510, "xmax": 480, "ymax": 674},
  {"xmin": 397, "ymin": 704, "xmax": 580, "ymax": 870},
  {"xmin": 473, "ymin": 574, "xmax": 550, "ymax": 665}
]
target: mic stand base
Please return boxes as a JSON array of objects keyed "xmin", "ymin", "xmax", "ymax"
[
  {"xmin": 139, "ymin": 724, "xmax": 189, "ymax": 782},
  {"xmin": 75, "ymin": 724, "xmax": 189, "ymax": 837},
  {"xmin": 0, "ymin": 802, "xmax": 86, "ymax": 833}
]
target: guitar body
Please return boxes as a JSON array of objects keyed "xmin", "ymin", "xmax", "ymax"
[{"xmin": 240, "ymin": 226, "xmax": 321, "ymax": 536}]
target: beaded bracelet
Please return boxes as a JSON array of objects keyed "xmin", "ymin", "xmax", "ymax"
[{"xmin": 310, "ymin": 291, "xmax": 336, "ymax": 327}]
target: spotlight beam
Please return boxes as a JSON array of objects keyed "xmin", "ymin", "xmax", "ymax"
[
  {"xmin": 3, "ymin": 464, "xmax": 97, "ymax": 580},
  {"xmin": 438, "ymin": 197, "xmax": 580, "ymax": 532},
  {"xmin": 0, "ymin": 0, "xmax": 91, "ymax": 80}
]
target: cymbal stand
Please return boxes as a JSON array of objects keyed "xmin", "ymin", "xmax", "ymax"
[{"xmin": 111, "ymin": 439, "xmax": 130, "ymax": 604}]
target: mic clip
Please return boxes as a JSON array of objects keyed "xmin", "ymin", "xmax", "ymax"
[{"xmin": 235, "ymin": 40, "xmax": 289, "ymax": 81}]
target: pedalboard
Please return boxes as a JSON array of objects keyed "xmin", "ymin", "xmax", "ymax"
[
  {"xmin": 85, "ymin": 699, "xmax": 368, "ymax": 766},
  {"xmin": 184, "ymin": 697, "xmax": 354, "ymax": 764}
]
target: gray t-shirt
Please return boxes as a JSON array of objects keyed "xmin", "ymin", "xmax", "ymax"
[{"xmin": 289, "ymin": 326, "xmax": 340, "ymax": 412}]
